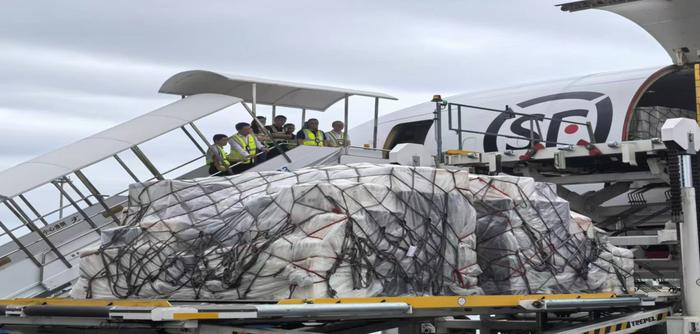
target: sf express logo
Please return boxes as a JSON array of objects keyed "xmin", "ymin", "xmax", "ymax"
[{"xmin": 483, "ymin": 92, "xmax": 613, "ymax": 152}]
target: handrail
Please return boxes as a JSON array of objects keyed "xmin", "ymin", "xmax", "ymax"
[
  {"xmin": 0, "ymin": 153, "xmax": 208, "ymax": 262},
  {"xmin": 22, "ymin": 193, "xmax": 100, "ymax": 228},
  {"xmin": 446, "ymin": 102, "xmax": 597, "ymax": 150},
  {"xmin": 1, "ymin": 201, "xmax": 121, "ymax": 261},
  {"xmin": 448, "ymin": 102, "xmax": 592, "ymax": 127},
  {"xmin": 209, "ymin": 151, "xmax": 268, "ymax": 177},
  {"xmin": 345, "ymin": 145, "xmax": 391, "ymax": 153},
  {"xmin": 207, "ymin": 137, "xmax": 298, "ymax": 177}
]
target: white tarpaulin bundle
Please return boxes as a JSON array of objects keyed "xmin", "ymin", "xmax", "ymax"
[
  {"xmin": 71, "ymin": 164, "xmax": 481, "ymax": 299},
  {"xmin": 470, "ymin": 175, "xmax": 634, "ymax": 294},
  {"xmin": 70, "ymin": 164, "xmax": 633, "ymax": 299}
]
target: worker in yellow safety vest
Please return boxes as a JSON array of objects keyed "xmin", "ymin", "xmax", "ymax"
[
  {"xmin": 326, "ymin": 120, "xmax": 350, "ymax": 147},
  {"xmin": 206, "ymin": 134, "xmax": 233, "ymax": 176},
  {"xmin": 229, "ymin": 122, "xmax": 268, "ymax": 174},
  {"xmin": 296, "ymin": 118, "xmax": 326, "ymax": 147}
]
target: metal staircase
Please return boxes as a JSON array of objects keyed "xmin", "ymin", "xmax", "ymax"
[{"xmin": 0, "ymin": 72, "xmax": 397, "ymax": 299}]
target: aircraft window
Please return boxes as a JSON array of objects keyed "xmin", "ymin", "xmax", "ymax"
[{"xmin": 382, "ymin": 120, "xmax": 433, "ymax": 157}]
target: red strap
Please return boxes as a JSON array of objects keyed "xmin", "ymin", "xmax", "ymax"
[
  {"xmin": 519, "ymin": 143, "xmax": 545, "ymax": 161},
  {"xmin": 576, "ymin": 139, "xmax": 602, "ymax": 156}
]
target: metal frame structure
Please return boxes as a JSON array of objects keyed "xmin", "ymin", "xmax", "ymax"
[
  {"xmin": 445, "ymin": 102, "xmax": 596, "ymax": 152},
  {"xmin": 0, "ymin": 74, "xmax": 397, "ymax": 300},
  {"xmin": 0, "ymin": 294, "xmax": 673, "ymax": 333},
  {"xmin": 159, "ymin": 70, "xmax": 396, "ymax": 150},
  {"xmin": 441, "ymin": 117, "xmax": 700, "ymax": 332}
]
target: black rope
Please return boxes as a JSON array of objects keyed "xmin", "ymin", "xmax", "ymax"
[{"xmin": 75, "ymin": 165, "xmax": 633, "ymax": 299}]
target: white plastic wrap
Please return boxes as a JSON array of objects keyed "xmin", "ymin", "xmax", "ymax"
[
  {"xmin": 70, "ymin": 164, "xmax": 633, "ymax": 299},
  {"xmin": 470, "ymin": 175, "xmax": 634, "ymax": 295},
  {"xmin": 71, "ymin": 164, "xmax": 481, "ymax": 299}
]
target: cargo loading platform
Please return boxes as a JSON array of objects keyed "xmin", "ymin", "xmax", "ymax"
[{"xmin": 0, "ymin": 294, "xmax": 673, "ymax": 334}]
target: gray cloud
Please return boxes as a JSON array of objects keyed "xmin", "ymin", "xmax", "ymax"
[{"xmin": 0, "ymin": 0, "xmax": 671, "ymax": 171}]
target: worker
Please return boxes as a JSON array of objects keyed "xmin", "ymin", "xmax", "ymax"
[
  {"xmin": 265, "ymin": 115, "xmax": 295, "ymax": 158},
  {"xmin": 326, "ymin": 121, "xmax": 350, "ymax": 147},
  {"xmin": 229, "ymin": 122, "xmax": 268, "ymax": 173},
  {"xmin": 266, "ymin": 115, "xmax": 293, "ymax": 140},
  {"xmin": 284, "ymin": 124, "xmax": 296, "ymax": 141},
  {"xmin": 206, "ymin": 134, "xmax": 233, "ymax": 176},
  {"xmin": 281, "ymin": 123, "xmax": 297, "ymax": 150},
  {"xmin": 251, "ymin": 116, "xmax": 271, "ymax": 143},
  {"xmin": 296, "ymin": 118, "xmax": 325, "ymax": 146}
]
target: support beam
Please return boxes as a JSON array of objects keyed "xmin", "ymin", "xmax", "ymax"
[
  {"xmin": 595, "ymin": 202, "xmax": 667, "ymax": 217},
  {"xmin": 695, "ymin": 60, "xmax": 700, "ymax": 125},
  {"xmin": 73, "ymin": 170, "xmax": 121, "ymax": 225},
  {"xmin": 343, "ymin": 95, "xmax": 349, "ymax": 147},
  {"xmin": 272, "ymin": 104, "xmax": 276, "ymax": 118},
  {"xmin": 251, "ymin": 83, "xmax": 257, "ymax": 116},
  {"xmin": 113, "ymin": 154, "xmax": 140, "ymax": 183},
  {"xmin": 599, "ymin": 206, "xmax": 644, "ymax": 227},
  {"xmin": 51, "ymin": 181, "xmax": 98, "ymax": 230},
  {"xmin": 62, "ymin": 176, "xmax": 93, "ymax": 206},
  {"xmin": 18, "ymin": 195, "xmax": 50, "ymax": 227},
  {"xmin": 0, "ymin": 217, "xmax": 41, "ymax": 267},
  {"xmin": 180, "ymin": 126, "xmax": 206, "ymax": 155},
  {"xmin": 372, "ymin": 97, "xmax": 379, "ymax": 149},
  {"xmin": 189, "ymin": 122, "xmax": 211, "ymax": 147},
  {"xmin": 433, "ymin": 99, "xmax": 444, "ymax": 165},
  {"xmin": 681, "ymin": 185, "xmax": 700, "ymax": 316},
  {"xmin": 557, "ymin": 182, "xmax": 631, "ymax": 214},
  {"xmin": 4, "ymin": 199, "xmax": 71, "ymax": 267},
  {"xmin": 457, "ymin": 105, "xmax": 463, "ymax": 150},
  {"xmin": 522, "ymin": 169, "xmax": 661, "ymax": 185},
  {"xmin": 131, "ymin": 146, "xmax": 163, "ymax": 180},
  {"xmin": 616, "ymin": 206, "xmax": 671, "ymax": 232},
  {"xmin": 301, "ymin": 108, "xmax": 306, "ymax": 125}
]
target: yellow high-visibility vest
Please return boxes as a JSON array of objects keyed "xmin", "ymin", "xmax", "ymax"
[
  {"xmin": 302, "ymin": 129, "xmax": 325, "ymax": 146},
  {"xmin": 230, "ymin": 134, "xmax": 257, "ymax": 164},
  {"xmin": 207, "ymin": 146, "xmax": 231, "ymax": 168}
]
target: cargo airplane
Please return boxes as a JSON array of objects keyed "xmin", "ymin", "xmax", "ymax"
[{"xmin": 351, "ymin": 0, "xmax": 700, "ymax": 158}]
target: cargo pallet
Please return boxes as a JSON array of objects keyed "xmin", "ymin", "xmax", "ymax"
[{"xmin": 0, "ymin": 294, "xmax": 674, "ymax": 333}]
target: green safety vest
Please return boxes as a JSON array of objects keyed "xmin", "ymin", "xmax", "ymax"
[
  {"xmin": 327, "ymin": 131, "xmax": 347, "ymax": 146},
  {"xmin": 207, "ymin": 146, "xmax": 231, "ymax": 168},
  {"xmin": 302, "ymin": 129, "xmax": 325, "ymax": 146},
  {"xmin": 230, "ymin": 134, "xmax": 257, "ymax": 164}
]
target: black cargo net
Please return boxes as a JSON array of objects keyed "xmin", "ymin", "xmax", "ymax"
[
  {"xmin": 470, "ymin": 176, "xmax": 633, "ymax": 294},
  {"xmin": 628, "ymin": 106, "xmax": 695, "ymax": 140},
  {"xmin": 70, "ymin": 164, "xmax": 632, "ymax": 299}
]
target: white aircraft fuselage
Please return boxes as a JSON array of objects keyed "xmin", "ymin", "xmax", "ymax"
[
  {"xmin": 352, "ymin": 0, "xmax": 700, "ymax": 154},
  {"xmin": 351, "ymin": 65, "xmax": 693, "ymax": 154}
]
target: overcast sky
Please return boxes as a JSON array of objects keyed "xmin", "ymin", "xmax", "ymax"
[{"xmin": 0, "ymin": 0, "xmax": 671, "ymax": 173}]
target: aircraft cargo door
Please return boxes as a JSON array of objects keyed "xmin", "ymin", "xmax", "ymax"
[
  {"xmin": 560, "ymin": 0, "xmax": 700, "ymax": 64},
  {"xmin": 382, "ymin": 120, "xmax": 434, "ymax": 158}
]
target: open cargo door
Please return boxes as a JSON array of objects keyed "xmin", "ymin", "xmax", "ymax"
[{"xmin": 560, "ymin": 0, "xmax": 700, "ymax": 64}]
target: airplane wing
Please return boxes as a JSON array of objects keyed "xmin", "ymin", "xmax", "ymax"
[{"xmin": 559, "ymin": 0, "xmax": 700, "ymax": 64}]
